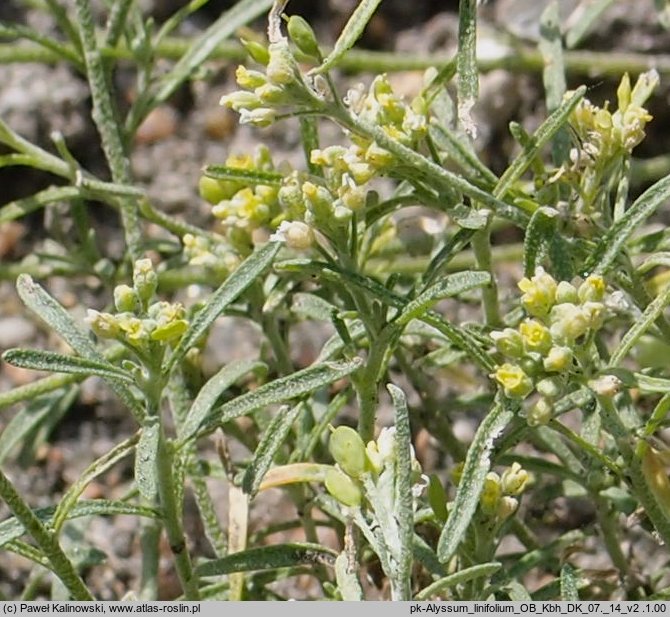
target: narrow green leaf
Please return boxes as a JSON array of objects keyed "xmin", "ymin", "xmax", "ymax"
[
  {"xmin": 566, "ymin": 0, "xmax": 617, "ymax": 48},
  {"xmin": 186, "ymin": 358, "xmax": 363, "ymax": 441},
  {"xmin": 179, "ymin": 360, "xmax": 266, "ymax": 440},
  {"xmin": 397, "ymin": 271, "xmax": 490, "ymax": 326},
  {"xmin": 135, "ymin": 421, "xmax": 160, "ymax": 502},
  {"xmin": 52, "ymin": 433, "xmax": 139, "ymax": 533},
  {"xmin": 387, "ymin": 384, "xmax": 415, "ymax": 601},
  {"xmin": 0, "ymin": 500, "xmax": 158, "ymax": 549},
  {"xmin": 656, "ymin": 0, "xmax": 670, "ymax": 30},
  {"xmin": 421, "ymin": 313, "xmax": 495, "ymax": 372},
  {"xmin": 415, "ymin": 562, "xmax": 502, "ymax": 600},
  {"xmin": 539, "ymin": 2, "xmax": 569, "ymax": 164},
  {"xmin": 15, "ymin": 275, "xmax": 144, "ymax": 419},
  {"xmin": 523, "ymin": 206, "xmax": 559, "ymax": 276},
  {"xmin": 585, "ymin": 174, "xmax": 670, "ymax": 276},
  {"xmin": 154, "ymin": 0, "xmax": 275, "ymax": 105},
  {"xmin": 0, "ymin": 21, "xmax": 84, "ymax": 70},
  {"xmin": 242, "ymin": 403, "xmax": 303, "ymax": 496},
  {"xmin": 291, "ymin": 292, "xmax": 338, "ymax": 322},
  {"xmin": 196, "ymin": 543, "xmax": 336, "ymax": 576},
  {"xmin": 560, "ymin": 563, "xmax": 580, "ymax": 601},
  {"xmin": 0, "ymin": 186, "xmax": 80, "ymax": 224},
  {"xmin": 2, "ymin": 348, "xmax": 133, "ymax": 383},
  {"xmin": 507, "ymin": 530, "xmax": 584, "ymax": 579},
  {"xmin": 203, "ymin": 165, "xmax": 283, "ymax": 186},
  {"xmin": 428, "ymin": 123, "xmax": 498, "ymax": 186},
  {"xmin": 335, "ymin": 552, "xmax": 363, "ymax": 600},
  {"xmin": 610, "ymin": 283, "xmax": 670, "ymax": 366},
  {"xmin": 0, "ymin": 387, "xmax": 78, "ymax": 465},
  {"xmin": 495, "ymin": 87, "xmax": 586, "ymax": 199},
  {"xmin": 17, "ymin": 274, "xmax": 97, "ymax": 357},
  {"xmin": 634, "ymin": 374, "xmax": 670, "ymax": 394},
  {"xmin": 437, "ymin": 397, "xmax": 514, "ymax": 563},
  {"xmin": 456, "ymin": 0, "xmax": 479, "ymax": 137},
  {"xmin": 311, "ymin": 0, "xmax": 383, "ymax": 75},
  {"xmin": 165, "ymin": 242, "xmax": 280, "ymax": 373}
]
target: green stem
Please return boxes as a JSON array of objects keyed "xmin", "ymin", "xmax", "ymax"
[
  {"xmin": 73, "ymin": 0, "xmax": 141, "ymax": 260},
  {"xmin": 471, "ymin": 226, "xmax": 501, "ymax": 327},
  {"xmin": 548, "ymin": 419, "xmax": 623, "ymax": 477},
  {"xmin": 156, "ymin": 430, "xmax": 200, "ymax": 600},
  {"xmin": 595, "ymin": 495, "xmax": 629, "ymax": 576},
  {"xmin": 139, "ymin": 518, "xmax": 161, "ymax": 600},
  {"xmin": 0, "ymin": 468, "xmax": 93, "ymax": 600}
]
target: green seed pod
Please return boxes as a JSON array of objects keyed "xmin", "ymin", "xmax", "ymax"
[
  {"xmin": 241, "ymin": 38, "xmax": 270, "ymax": 66},
  {"xmin": 329, "ymin": 426, "xmax": 367, "ymax": 478},
  {"xmin": 287, "ymin": 15, "xmax": 321, "ymax": 60},
  {"xmin": 325, "ymin": 467, "xmax": 362, "ymax": 507},
  {"xmin": 199, "ymin": 177, "xmax": 228, "ymax": 205}
]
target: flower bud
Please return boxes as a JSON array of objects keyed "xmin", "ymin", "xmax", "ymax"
[
  {"xmin": 518, "ymin": 267, "xmax": 557, "ymax": 317},
  {"xmin": 543, "ymin": 346, "xmax": 573, "ymax": 372},
  {"xmin": 451, "ymin": 462, "xmax": 464, "ymax": 486},
  {"xmin": 578, "ymin": 275, "xmax": 606, "ymax": 303},
  {"xmin": 269, "ymin": 220, "xmax": 313, "ymax": 250},
  {"xmin": 490, "ymin": 328, "xmax": 524, "ymax": 358},
  {"xmin": 480, "ymin": 472, "xmax": 502, "ymax": 516},
  {"xmin": 287, "ymin": 15, "xmax": 321, "ymax": 60},
  {"xmin": 133, "ymin": 258, "xmax": 157, "ymax": 304},
  {"xmin": 114, "ymin": 284, "xmax": 140, "ymax": 313},
  {"xmin": 582, "ymin": 301, "xmax": 605, "ymax": 330},
  {"xmin": 365, "ymin": 441, "xmax": 384, "ymax": 474},
  {"xmin": 588, "ymin": 375, "xmax": 622, "ymax": 398},
  {"xmin": 494, "ymin": 363, "xmax": 533, "ymax": 399},
  {"xmin": 501, "ymin": 462, "xmax": 529, "ymax": 496},
  {"xmin": 526, "ymin": 397, "xmax": 553, "ymax": 427},
  {"xmin": 536, "ymin": 376, "xmax": 563, "ymax": 399},
  {"xmin": 496, "ymin": 496, "xmax": 519, "ymax": 520},
  {"xmin": 266, "ymin": 41, "xmax": 298, "ymax": 86},
  {"xmin": 86, "ymin": 309, "xmax": 120, "ymax": 339},
  {"xmin": 235, "ymin": 65, "xmax": 266, "ymax": 89},
  {"xmin": 555, "ymin": 281, "xmax": 578, "ymax": 304},
  {"xmin": 325, "ymin": 467, "xmax": 362, "ymax": 507},
  {"xmin": 549, "ymin": 303, "xmax": 589, "ymax": 342},
  {"xmin": 329, "ymin": 426, "xmax": 367, "ymax": 478}
]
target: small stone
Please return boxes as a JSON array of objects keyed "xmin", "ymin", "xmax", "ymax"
[{"xmin": 0, "ymin": 316, "xmax": 36, "ymax": 347}]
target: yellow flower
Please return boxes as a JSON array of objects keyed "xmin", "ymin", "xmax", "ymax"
[
  {"xmin": 480, "ymin": 472, "xmax": 502, "ymax": 516},
  {"xmin": 518, "ymin": 267, "xmax": 557, "ymax": 317},
  {"xmin": 519, "ymin": 319, "xmax": 552, "ymax": 355},
  {"xmin": 578, "ymin": 275, "xmax": 606, "ymax": 303},
  {"xmin": 494, "ymin": 363, "xmax": 533, "ymax": 399},
  {"xmin": 501, "ymin": 462, "xmax": 530, "ymax": 496}
]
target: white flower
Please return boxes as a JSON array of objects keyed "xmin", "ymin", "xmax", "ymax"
[{"xmin": 269, "ymin": 221, "xmax": 313, "ymax": 250}]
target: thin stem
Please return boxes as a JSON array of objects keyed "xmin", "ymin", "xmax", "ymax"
[
  {"xmin": 471, "ymin": 225, "xmax": 501, "ymax": 327},
  {"xmin": 156, "ymin": 430, "xmax": 200, "ymax": 599},
  {"xmin": 0, "ymin": 468, "xmax": 93, "ymax": 600}
]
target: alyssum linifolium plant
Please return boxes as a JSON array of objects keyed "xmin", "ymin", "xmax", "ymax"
[{"xmin": 3, "ymin": 0, "xmax": 670, "ymax": 602}]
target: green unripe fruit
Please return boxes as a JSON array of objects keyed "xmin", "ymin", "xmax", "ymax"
[
  {"xmin": 325, "ymin": 467, "xmax": 362, "ymax": 507},
  {"xmin": 329, "ymin": 425, "xmax": 367, "ymax": 478},
  {"xmin": 114, "ymin": 284, "xmax": 140, "ymax": 313},
  {"xmin": 241, "ymin": 38, "xmax": 270, "ymax": 66},
  {"xmin": 287, "ymin": 15, "xmax": 321, "ymax": 60},
  {"xmin": 199, "ymin": 176, "xmax": 228, "ymax": 205}
]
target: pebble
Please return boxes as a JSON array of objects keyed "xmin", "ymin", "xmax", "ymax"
[{"xmin": 0, "ymin": 316, "xmax": 36, "ymax": 348}]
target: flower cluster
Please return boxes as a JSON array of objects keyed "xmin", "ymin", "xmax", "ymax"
[
  {"xmin": 491, "ymin": 268, "xmax": 609, "ymax": 426},
  {"xmin": 568, "ymin": 71, "xmax": 658, "ymax": 166},
  {"xmin": 182, "ymin": 233, "xmax": 241, "ymax": 275},
  {"xmin": 86, "ymin": 259, "xmax": 188, "ymax": 353},
  {"xmin": 220, "ymin": 36, "xmax": 322, "ymax": 127},
  {"xmin": 452, "ymin": 461, "xmax": 530, "ymax": 524}
]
